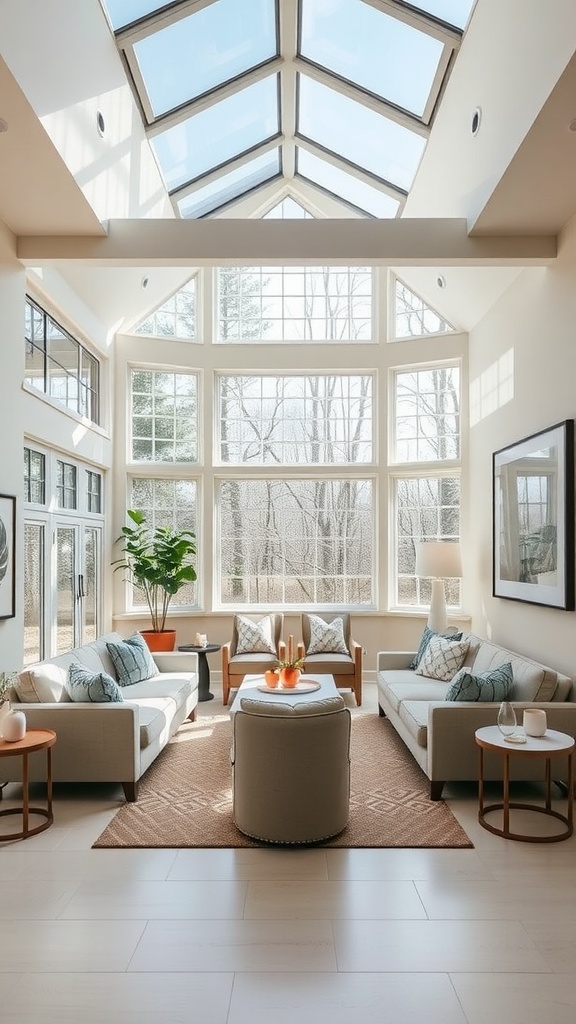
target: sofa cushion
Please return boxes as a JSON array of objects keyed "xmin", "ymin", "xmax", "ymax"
[
  {"xmin": 445, "ymin": 662, "xmax": 513, "ymax": 702},
  {"xmin": 15, "ymin": 663, "xmax": 69, "ymax": 703},
  {"xmin": 398, "ymin": 700, "xmax": 432, "ymax": 748},
  {"xmin": 409, "ymin": 626, "xmax": 463, "ymax": 670},
  {"xmin": 469, "ymin": 638, "xmax": 558, "ymax": 701},
  {"xmin": 300, "ymin": 653, "xmax": 354, "ymax": 675},
  {"xmin": 415, "ymin": 635, "xmax": 469, "ymax": 681},
  {"xmin": 380, "ymin": 672, "xmax": 449, "ymax": 712},
  {"xmin": 106, "ymin": 633, "xmax": 158, "ymax": 686},
  {"xmin": 234, "ymin": 614, "xmax": 277, "ymax": 655},
  {"xmin": 306, "ymin": 615, "xmax": 348, "ymax": 655},
  {"xmin": 65, "ymin": 663, "xmax": 124, "ymax": 703}
]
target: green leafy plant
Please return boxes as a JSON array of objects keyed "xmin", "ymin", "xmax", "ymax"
[
  {"xmin": 0, "ymin": 671, "xmax": 15, "ymax": 703},
  {"xmin": 113, "ymin": 509, "xmax": 197, "ymax": 633}
]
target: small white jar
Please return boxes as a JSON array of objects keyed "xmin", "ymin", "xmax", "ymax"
[
  {"xmin": 2, "ymin": 709, "xmax": 26, "ymax": 742},
  {"xmin": 523, "ymin": 708, "xmax": 547, "ymax": 737}
]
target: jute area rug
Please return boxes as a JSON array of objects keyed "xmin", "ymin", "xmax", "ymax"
[{"xmin": 93, "ymin": 709, "xmax": 472, "ymax": 850}]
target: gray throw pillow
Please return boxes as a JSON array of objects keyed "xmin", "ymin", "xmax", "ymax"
[
  {"xmin": 106, "ymin": 633, "xmax": 157, "ymax": 686},
  {"xmin": 65, "ymin": 662, "xmax": 124, "ymax": 703},
  {"xmin": 445, "ymin": 662, "xmax": 513, "ymax": 702}
]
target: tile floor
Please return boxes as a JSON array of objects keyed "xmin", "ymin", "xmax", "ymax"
[{"xmin": 1, "ymin": 681, "xmax": 576, "ymax": 1023}]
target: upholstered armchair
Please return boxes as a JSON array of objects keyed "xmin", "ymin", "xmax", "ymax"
[
  {"xmin": 232, "ymin": 695, "xmax": 351, "ymax": 843},
  {"xmin": 221, "ymin": 613, "xmax": 285, "ymax": 706},
  {"xmin": 297, "ymin": 612, "xmax": 362, "ymax": 706}
]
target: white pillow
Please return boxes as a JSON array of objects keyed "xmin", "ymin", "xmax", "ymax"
[
  {"xmin": 415, "ymin": 634, "xmax": 469, "ymax": 681},
  {"xmin": 15, "ymin": 663, "xmax": 68, "ymax": 703},
  {"xmin": 235, "ymin": 614, "xmax": 276, "ymax": 655},
  {"xmin": 306, "ymin": 615, "xmax": 348, "ymax": 656}
]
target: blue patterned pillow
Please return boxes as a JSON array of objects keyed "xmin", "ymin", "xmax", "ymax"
[
  {"xmin": 65, "ymin": 663, "xmax": 124, "ymax": 703},
  {"xmin": 445, "ymin": 662, "xmax": 513, "ymax": 702},
  {"xmin": 106, "ymin": 633, "xmax": 157, "ymax": 686},
  {"xmin": 409, "ymin": 626, "xmax": 463, "ymax": 670}
]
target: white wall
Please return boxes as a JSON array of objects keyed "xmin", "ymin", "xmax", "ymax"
[{"xmin": 468, "ymin": 214, "xmax": 576, "ymax": 677}]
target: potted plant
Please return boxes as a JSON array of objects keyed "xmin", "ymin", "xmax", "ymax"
[{"xmin": 113, "ymin": 509, "xmax": 197, "ymax": 652}]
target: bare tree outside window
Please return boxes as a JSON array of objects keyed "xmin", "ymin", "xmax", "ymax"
[{"xmin": 394, "ymin": 278, "xmax": 454, "ymax": 339}]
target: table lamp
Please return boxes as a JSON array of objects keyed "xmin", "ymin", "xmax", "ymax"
[{"xmin": 415, "ymin": 541, "xmax": 462, "ymax": 633}]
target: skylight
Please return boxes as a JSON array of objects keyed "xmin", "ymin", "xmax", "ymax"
[{"xmin": 100, "ymin": 0, "xmax": 475, "ymax": 219}]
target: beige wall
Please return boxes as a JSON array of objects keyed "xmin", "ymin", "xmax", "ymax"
[{"xmin": 468, "ymin": 215, "xmax": 576, "ymax": 678}]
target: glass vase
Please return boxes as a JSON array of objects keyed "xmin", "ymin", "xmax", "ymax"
[{"xmin": 497, "ymin": 700, "xmax": 517, "ymax": 737}]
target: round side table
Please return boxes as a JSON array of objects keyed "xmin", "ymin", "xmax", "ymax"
[
  {"xmin": 0, "ymin": 728, "xmax": 57, "ymax": 841},
  {"xmin": 475, "ymin": 725, "xmax": 574, "ymax": 843},
  {"xmin": 177, "ymin": 643, "xmax": 221, "ymax": 702}
]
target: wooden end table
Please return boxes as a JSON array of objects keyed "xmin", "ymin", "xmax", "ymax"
[
  {"xmin": 475, "ymin": 725, "xmax": 574, "ymax": 843},
  {"xmin": 177, "ymin": 643, "xmax": 221, "ymax": 702},
  {"xmin": 0, "ymin": 728, "xmax": 57, "ymax": 841}
]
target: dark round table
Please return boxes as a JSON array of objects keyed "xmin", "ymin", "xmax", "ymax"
[{"xmin": 177, "ymin": 643, "xmax": 221, "ymax": 702}]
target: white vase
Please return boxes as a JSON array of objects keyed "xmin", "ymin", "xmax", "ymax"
[
  {"xmin": 0, "ymin": 699, "xmax": 11, "ymax": 737},
  {"xmin": 2, "ymin": 709, "xmax": 26, "ymax": 742}
]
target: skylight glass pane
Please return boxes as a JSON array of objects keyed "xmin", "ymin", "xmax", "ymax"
[
  {"xmin": 152, "ymin": 75, "xmax": 279, "ymax": 192},
  {"xmin": 300, "ymin": 0, "xmax": 443, "ymax": 117},
  {"xmin": 103, "ymin": 0, "xmax": 166, "ymax": 30},
  {"xmin": 298, "ymin": 75, "xmax": 425, "ymax": 192},
  {"xmin": 178, "ymin": 151, "xmax": 280, "ymax": 218},
  {"xmin": 297, "ymin": 149, "xmax": 400, "ymax": 218},
  {"xmin": 134, "ymin": 0, "xmax": 277, "ymax": 117},
  {"xmin": 264, "ymin": 198, "xmax": 312, "ymax": 218},
  {"xmin": 410, "ymin": 1, "xmax": 476, "ymax": 30}
]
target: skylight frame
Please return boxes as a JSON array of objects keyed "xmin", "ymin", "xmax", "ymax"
[{"xmin": 101, "ymin": 0, "xmax": 471, "ymax": 218}]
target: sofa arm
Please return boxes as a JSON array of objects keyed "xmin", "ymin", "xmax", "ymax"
[
  {"xmin": 153, "ymin": 651, "xmax": 198, "ymax": 674},
  {"xmin": 377, "ymin": 651, "xmax": 416, "ymax": 671},
  {"xmin": 2, "ymin": 703, "xmax": 140, "ymax": 784},
  {"xmin": 427, "ymin": 701, "xmax": 576, "ymax": 783}
]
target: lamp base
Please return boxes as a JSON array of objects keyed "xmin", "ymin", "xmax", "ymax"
[{"xmin": 427, "ymin": 578, "xmax": 448, "ymax": 634}]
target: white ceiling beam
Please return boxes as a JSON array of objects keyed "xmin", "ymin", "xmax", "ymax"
[{"xmin": 17, "ymin": 218, "xmax": 556, "ymax": 266}]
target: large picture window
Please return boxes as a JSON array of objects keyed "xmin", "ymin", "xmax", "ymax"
[
  {"xmin": 395, "ymin": 475, "xmax": 461, "ymax": 608},
  {"xmin": 131, "ymin": 369, "xmax": 198, "ymax": 463},
  {"xmin": 218, "ymin": 374, "xmax": 374, "ymax": 464},
  {"xmin": 218, "ymin": 477, "xmax": 373, "ymax": 606},
  {"xmin": 129, "ymin": 477, "xmax": 198, "ymax": 609},
  {"xmin": 217, "ymin": 266, "xmax": 372, "ymax": 343},
  {"xmin": 393, "ymin": 365, "xmax": 460, "ymax": 462},
  {"xmin": 24, "ymin": 297, "xmax": 100, "ymax": 423}
]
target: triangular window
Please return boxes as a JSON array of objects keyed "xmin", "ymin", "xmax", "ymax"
[
  {"xmin": 263, "ymin": 197, "xmax": 313, "ymax": 219},
  {"xmin": 134, "ymin": 277, "xmax": 196, "ymax": 340},
  {"xmin": 392, "ymin": 277, "xmax": 455, "ymax": 340}
]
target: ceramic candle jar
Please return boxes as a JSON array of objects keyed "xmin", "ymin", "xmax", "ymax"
[
  {"xmin": 2, "ymin": 709, "xmax": 26, "ymax": 742},
  {"xmin": 523, "ymin": 708, "xmax": 547, "ymax": 737}
]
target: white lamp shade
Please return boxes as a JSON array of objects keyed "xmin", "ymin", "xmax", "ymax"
[{"xmin": 415, "ymin": 542, "xmax": 462, "ymax": 580}]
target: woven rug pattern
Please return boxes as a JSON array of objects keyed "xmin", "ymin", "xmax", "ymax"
[{"xmin": 93, "ymin": 711, "xmax": 472, "ymax": 849}]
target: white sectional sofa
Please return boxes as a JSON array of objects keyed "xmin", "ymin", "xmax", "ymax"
[
  {"xmin": 3, "ymin": 633, "xmax": 198, "ymax": 801},
  {"xmin": 377, "ymin": 630, "xmax": 576, "ymax": 800}
]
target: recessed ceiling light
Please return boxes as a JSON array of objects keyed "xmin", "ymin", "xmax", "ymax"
[
  {"xmin": 569, "ymin": 119, "xmax": 576, "ymax": 133},
  {"xmin": 471, "ymin": 107, "xmax": 482, "ymax": 136},
  {"xmin": 0, "ymin": 118, "xmax": 8, "ymax": 133},
  {"xmin": 437, "ymin": 274, "xmax": 446, "ymax": 289},
  {"xmin": 96, "ymin": 110, "xmax": 106, "ymax": 137},
  {"xmin": 141, "ymin": 275, "xmax": 149, "ymax": 289}
]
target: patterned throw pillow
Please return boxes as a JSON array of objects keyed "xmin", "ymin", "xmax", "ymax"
[
  {"xmin": 415, "ymin": 634, "xmax": 469, "ymax": 681},
  {"xmin": 445, "ymin": 662, "xmax": 513, "ymax": 702},
  {"xmin": 234, "ymin": 615, "xmax": 277, "ymax": 656},
  {"xmin": 65, "ymin": 663, "xmax": 124, "ymax": 703},
  {"xmin": 409, "ymin": 626, "xmax": 463, "ymax": 670},
  {"xmin": 106, "ymin": 633, "xmax": 157, "ymax": 686},
  {"xmin": 306, "ymin": 615, "xmax": 348, "ymax": 656}
]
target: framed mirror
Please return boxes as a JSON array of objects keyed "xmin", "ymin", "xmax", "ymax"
[{"xmin": 493, "ymin": 420, "xmax": 574, "ymax": 609}]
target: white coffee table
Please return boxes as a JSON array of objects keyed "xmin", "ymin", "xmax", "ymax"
[
  {"xmin": 229, "ymin": 673, "xmax": 338, "ymax": 716},
  {"xmin": 475, "ymin": 725, "xmax": 574, "ymax": 842}
]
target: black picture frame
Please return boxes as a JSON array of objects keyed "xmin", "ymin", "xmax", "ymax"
[
  {"xmin": 0, "ymin": 493, "xmax": 16, "ymax": 620},
  {"xmin": 493, "ymin": 420, "xmax": 575, "ymax": 610}
]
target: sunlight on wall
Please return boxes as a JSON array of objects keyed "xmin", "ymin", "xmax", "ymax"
[{"xmin": 470, "ymin": 348, "xmax": 514, "ymax": 426}]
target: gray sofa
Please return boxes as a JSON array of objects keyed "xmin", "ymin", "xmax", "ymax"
[
  {"xmin": 3, "ymin": 633, "xmax": 198, "ymax": 801},
  {"xmin": 377, "ymin": 630, "xmax": 576, "ymax": 799}
]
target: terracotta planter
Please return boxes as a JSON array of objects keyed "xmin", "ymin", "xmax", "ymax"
[
  {"xmin": 140, "ymin": 629, "xmax": 176, "ymax": 653},
  {"xmin": 280, "ymin": 667, "xmax": 301, "ymax": 689}
]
